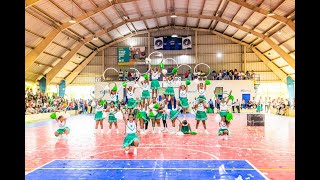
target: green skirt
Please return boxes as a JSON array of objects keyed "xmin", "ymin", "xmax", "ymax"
[
  {"xmin": 127, "ymin": 98, "xmax": 137, "ymax": 109},
  {"xmin": 218, "ymin": 128, "xmax": 229, "ymax": 135},
  {"xmin": 197, "ymin": 95, "xmax": 207, "ymax": 102},
  {"xmin": 164, "ymin": 87, "xmax": 175, "ymax": 95},
  {"xmin": 162, "ymin": 113, "xmax": 167, "ymax": 120},
  {"xmin": 122, "ymin": 133, "xmax": 140, "ymax": 148},
  {"xmin": 155, "ymin": 112, "xmax": 163, "ymax": 120},
  {"xmin": 133, "ymin": 109, "xmax": 139, "ymax": 118},
  {"xmin": 139, "ymin": 111, "xmax": 149, "ymax": 123},
  {"xmin": 151, "ymin": 80, "xmax": 160, "ymax": 90},
  {"xmin": 170, "ymin": 109, "xmax": 179, "ymax": 120},
  {"xmin": 196, "ymin": 111, "xmax": 207, "ymax": 120},
  {"xmin": 220, "ymin": 110, "xmax": 228, "ymax": 117},
  {"xmin": 179, "ymin": 97, "xmax": 189, "ymax": 108},
  {"xmin": 108, "ymin": 113, "xmax": 117, "ymax": 122},
  {"xmin": 181, "ymin": 125, "xmax": 190, "ymax": 134},
  {"xmin": 94, "ymin": 111, "xmax": 105, "ymax": 121},
  {"xmin": 141, "ymin": 90, "xmax": 150, "ymax": 99},
  {"xmin": 56, "ymin": 127, "xmax": 70, "ymax": 135}
]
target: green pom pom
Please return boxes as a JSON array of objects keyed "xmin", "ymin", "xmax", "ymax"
[
  {"xmin": 136, "ymin": 112, "xmax": 142, "ymax": 119},
  {"xmin": 229, "ymin": 94, "xmax": 234, "ymax": 101},
  {"xmin": 160, "ymin": 63, "xmax": 164, "ymax": 69},
  {"xmin": 191, "ymin": 131, "xmax": 197, "ymax": 135},
  {"xmin": 153, "ymin": 103, "xmax": 160, "ymax": 109},
  {"xmin": 112, "ymin": 86, "xmax": 117, "ymax": 91},
  {"xmin": 99, "ymin": 100, "xmax": 105, "ymax": 106},
  {"xmin": 206, "ymin": 108, "xmax": 213, "ymax": 113},
  {"xmin": 205, "ymin": 79, "xmax": 211, "ymax": 85},
  {"xmin": 172, "ymin": 68, "xmax": 178, "ymax": 74},
  {"xmin": 226, "ymin": 112, "xmax": 233, "ymax": 122},
  {"xmin": 186, "ymin": 79, "xmax": 191, "ymax": 85},
  {"xmin": 149, "ymin": 111, "xmax": 155, "ymax": 117},
  {"xmin": 50, "ymin": 112, "xmax": 56, "ymax": 119},
  {"xmin": 122, "ymin": 82, "xmax": 127, "ymax": 87},
  {"xmin": 143, "ymin": 74, "xmax": 149, "ymax": 80}
]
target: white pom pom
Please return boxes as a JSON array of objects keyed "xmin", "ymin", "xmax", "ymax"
[
  {"xmin": 134, "ymin": 84, "xmax": 140, "ymax": 88},
  {"xmin": 215, "ymin": 114, "xmax": 221, "ymax": 122},
  {"xmin": 139, "ymin": 76, "xmax": 145, "ymax": 82},
  {"xmin": 103, "ymin": 112, "xmax": 107, "ymax": 117},
  {"xmin": 176, "ymin": 131, "xmax": 184, "ymax": 135},
  {"xmin": 145, "ymin": 58, "xmax": 151, "ymax": 64},
  {"xmin": 115, "ymin": 111, "xmax": 123, "ymax": 120},
  {"xmin": 162, "ymin": 69, "xmax": 167, "ymax": 75},
  {"xmin": 104, "ymin": 85, "xmax": 110, "ymax": 92}
]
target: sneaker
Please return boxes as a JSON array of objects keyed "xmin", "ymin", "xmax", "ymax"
[
  {"xmin": 140, "ymin": 130, "xmax": 145, "ymax": 134},
  {"xmin": 100, "ymin": 129, "xmax": 104, "ymax": 134},
  {"xmin": 194, "ymin": 129, "xmax": 198, "ymax": 133},
  {"xmin": 133, "ymin": 148, "xmax": 137, "ymax": 155},
  {"xmin": 204, "ymin": 130, "xmax": 209, "ymax": 134},
  {"xmin": 107, "ymin": 129, "xmax": 111, "ymax": 134},
  {"xmin": 116, "ymin": 129, "xmax": 119, "ymax": 134},
  {"xmin": 125, "ymin": 150, "xmax": 129, "ymax": 154},
  {"xmin": 224, "ymin": 136, "xmax": 228, "ymax": 140},
  {"xmin": 58, "ymin": 135, "xmax": 62, "ymax": 140}
]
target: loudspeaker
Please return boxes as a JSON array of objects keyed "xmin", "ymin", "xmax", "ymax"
[{"xmin": 247, "ymin": 114, "xmax": 265, "ymax": 126}]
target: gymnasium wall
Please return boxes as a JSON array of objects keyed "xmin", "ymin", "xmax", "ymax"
[
  {"xmin": 71, "ymin": 29, "xmax": 279, "ymax": 85},
  {"xmin": 94, "ymin": 80, "xmax": 254, "ymax": 104}
]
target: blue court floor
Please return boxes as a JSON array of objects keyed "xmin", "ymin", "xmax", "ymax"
[{"xmin": 26, "ymin": 159, "xmax": 268, "ymax": 179}]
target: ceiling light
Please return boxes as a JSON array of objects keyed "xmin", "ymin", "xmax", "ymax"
[
  {"xmin": 69, "ymin": 18, "xmax": 76, "ymax": 23},
  {"xmin": 38, "ymin": 64, "xmax": 42, "ymax": 67},
  {"xmin": 277, "ymin": 31, "xmax": 282, "ymax": 35},
  {"xmin": 170, "ymin": 14, "xmax": 177, "ymax": 18},
  {"xmin": 267, "ymin": 11, "xmax": 275, "ymax": 16},
  {"xmin": 171, "ymin": 34, "xmax": 178, "ymax": 37},
  {"xmin": 93, "ymin": 36, "xmax": 98, "ymax": 40},
  {"xmin": 216, "ymin": 53, "xmax": 222, "ymax": 58},
  {"xmin": 247, "ymin": 33, "xmax": 252, "ymax": 36}
]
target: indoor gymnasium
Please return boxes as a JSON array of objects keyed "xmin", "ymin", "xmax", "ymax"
[{"xmin": 25, "ymin": 0, "xmax": 295, "ymax": 179}]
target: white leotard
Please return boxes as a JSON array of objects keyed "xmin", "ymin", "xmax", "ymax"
[
  {"xmin": 167, "ymin": 80, "xmax": 174, "ymax": 87},
  {"xmin": 142, "ymin": 84, "xmax": 149, "ymax": 91},
  {"xmin": 219, "ymin": 121, "xmax": 228, "ymax": 129},
  {"xmin": 96, "ymin": 105, "xmax": 104, "ymax": 112},
  {"xmin": 109, "ymin": 107, "xmax": 116, "ymax": 114},
  {"xmin": 110, "ymin": 93, "xmax": 118, "ymax": 102},
  {"xmin": 197, "ymin": 103, "xmax": 205, "ymax": 111},
  {"xmin": 198, "ymin": 88, "xmax": 205, "ymax": 96},
  {"xmin": 151, "ymin": 72, "xmax": 159, "ymax": 80},
  {"xmin": 180, "ymin": 90, "xmax": 187, "ymax": 98},
  {"xmin": 127, "ymin": 90, "xmax": 135, "ymax": 99},
  {"xmin": 57, "ymin": 120, "xmax": 66, "ymax": 129},
  {"xmin": 126, "ymin": 121, "xmax": 136, "ymax": 134},
  {"xmin": 220, "ymin": 102, "xmax": 228, "ymax": 111}
]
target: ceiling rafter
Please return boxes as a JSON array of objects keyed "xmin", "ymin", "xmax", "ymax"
[
  {"xmin": 211, "ymin": 0, "xmax": 229, "ymax": 30},
  {"xmin": 25, "ymin": 9, "xmax": 58, "ymax": 30},
  {"xmin": 31, "ymin": 5, "xmax": 62, "ymax": 26},
  {"xmin": 228, "ymin": 0, "xmax": 294, "ymax": 30},
  {"xmin": 222, "ymin": 5, "xmax": 242, "ymax": 34},
  {"xmin": 100, "ymin": 11, "xmax": 124, "ymax": 37},
  {"xmin": 148, "ymin": 0, "xmax": 160, "ymax": 29},
  {"xmin": 185, "ymin": 0, "xmax": 190, "ymax": 27},
  {"xmin": 196, "ymin": 0, "xmax": 207, "ymax": 28},
  {"xmin": 113, "ymin": 3, "xmax": 137, "ymax": 33},
  {"xmin": 208, "ymin": 0, "xmax": 223, "ymax": 29},
  {"xmin": 134, "ymin": 1, "xmax": 148, "ymax": 30}
]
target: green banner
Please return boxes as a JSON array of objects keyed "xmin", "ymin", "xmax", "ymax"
[{"xmin": 117, "ymin": 47, "xmax": 130, "ymax": 65}]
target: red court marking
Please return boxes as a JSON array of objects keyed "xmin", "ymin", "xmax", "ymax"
[{"xmin": 25, "ymin": 113, "xmax": 295, "ymax": 179}]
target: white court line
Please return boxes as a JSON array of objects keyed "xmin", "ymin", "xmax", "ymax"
[
  {"xmin": 37, "ymin": 167, "xmax": 257, "ymax": 170},
  {"xmin": 52, "ymin": 159, "xmax": 245, "ymax": 161},
  {"xmin": 82, "ymin": 147, "xmax": 220, "ymax": 160},
  {"xmin": 245, "ymin": 160, "xmax": 270, "ymax": 180},
  {"xmin": 25, "ymin": 159, "xmax": 56, "ymax": 175}
]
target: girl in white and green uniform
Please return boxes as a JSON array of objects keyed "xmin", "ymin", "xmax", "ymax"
[
  {"xmin": 140, "ymin": 79, "xmax": 150, "ymax": 105},
  {"xmin": 126, "ymin": 85, "xmax": 137, "ymax": 115},
  {"xmin": 163, "ymin": 73, "xmax": 176, "ymax": 104},
  {"xmin": 137, "ymin": 102, "xmax": 149, "ymax": 134},
  {"xmin": 194, "ymin": 97, "xmax": 209, "ymax": 134},
  {"xmin": 216, "ymin": 90, "xmax": 232, "ymax": 118},
  {"xmin": 179, "ymin": 119, "xmax": 192, "ymax": 134},
  {"xmin": 178, "ymin": 85, "xmax": 189, "ymax": 120},
  {"xmin": 197, "ymin": 82, "xmax": 207, "ymax": 102},
  {"xmin": 168, "ymin": 97, "xmax": 180, "ymax": 134},
  {"xmin": 150, "ymin": 67, "xmax": 161, "ymax": 98},
  {"xmin": 94, "ymin": 100, "xmax": 105, "ymax": 133},
  {"xmin": 110, "ymin": 87, "xmax": 119, "ymax": 107},
  {"xmin": 106, "ymin": 101, "xmax": 119, "ymax": 134},
  {"xmin": 148, "ymin": 97, "xmax": 160, "ymax": 134},
  {"xmin": 122, "ymin": 113, "xmax": 140, "ymax": 155},
  {"xmin": 218, "ymin": 116, "xmax": 230, "ymax": 140},
  {"xmin": 54, "ymin": 115, "xmax": 70, "ymax": 139},
  {"xmin": 159, "ymin": 95, "xmax": 168, "ymax": 132}
]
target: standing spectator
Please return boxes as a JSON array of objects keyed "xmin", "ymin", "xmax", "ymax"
[
  {"xmin": 91, "ymin": 99, "xmax": 96, "ymax": 114},
  {"xmin": 246, "ymin": 71, "xmax": 250, "ymax": 80},
  {"xmin": 119, "ymin": 69, "xmax": 124, "ymax": 81},
  {"xmin": 188, "ymin": 70, "xmax": 192, "ymax": 80},
  {"xmin": 231, "ymin": 99, "xmax": 235, "ymax": 113},
  {"xmin": 208, "ymin": 99, "xmax": 214, "ymax": 111},
  {"xmin": 84, "ymin": 100, "xmax": 88, "ymax": 114},
  {"xmin": 234, "ymin": 99, "xmax": 240, "ymax": 113},
  {"xmin": 127, "ymin": 71, "xmax": 132, "ymax": 81},
  {"xmin": 212, "ymin": 70, "xmax": 217, "ymax": 80},
  {"xmin": 184, "ymin": 70, "xmax": 189, "ymax": 79},
  {"xmin": 132, "ymin": 71, "xmax": 136, "ymax": 81}
]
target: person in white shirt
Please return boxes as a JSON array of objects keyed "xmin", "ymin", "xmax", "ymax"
[
  {"xmin": 91, "ymin": 99, "xmax": 96, "ymax": 114},
  {"xmin": 218, "ymin": 116, "xmax": 229, "ymax": 140},
  {"xmin": 54, "ymin": 115, "xmax": 70, "ymax": 139},
  {"xmin": 94, "ymin": 100, "xmax": 105, "ymax": 134},
  {"xmin": 235, "ymin": 99, "xmax": 240, "ymax": 113},
  {"xmin": 122, "ymin": 113, "xmax": 140, "ymax": 155},
  {"xmin": 193, "ymin": 97, "xmax": 209, "ymax": 134},
  {"xmin": 178, "ymin": 84, "xmax": 189, "ymax": 120},
  {"xmin": 149, "ymin": 67, "xmax": 161, "ymax": 99}
]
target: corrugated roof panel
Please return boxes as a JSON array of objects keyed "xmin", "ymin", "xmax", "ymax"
[
  {"xmin": 186, "ymin": 17, "xmax": 199, "ymax": 27},
  {"xmin": 25, "ymin": 47, "xmax": 32, "ymax": 56},
  {"xmin": 259, "ymin": 0, "xmax": 284, "ymax": 12},
  {"xmin": 282, "ymin": 37, "xmax": 295, "ymax": 52},
  {"xmin": 138, "ymin": 0, "xmax": 153, "ymax": 16},
  {"xmin": 188, "ymin": 0, "xmax": 205, "ymax": 13},
  {"xmin": 92, "ymin": 13, "xmax": 112, "ymax": 28},
  {"xmin": 264, "ymin": 49, "xmax": 280, "ymax": 60},
  {"xmin": 50, "ymin": 0, "xmax": 84, "ymax": 22},
  {"xmin": 273, "ymin": 58, "xmax": 288, "ymax": 68},
  {"xmin": 254, "ymin": 17, "xmax": 278, "ymax": 34},
  {"xmin": 274, "ymin": 25, "xmax": 295, "ymax": 41},
  {"xmin": 25, "ymin": 31, "xmax": 43, "ymax": 47},
  {"xmin": 246, "ymin": 0, "xmax": 264, "ymax": 6},
  {"xmin": 279, "ymin": 45, "xmax": 290, "ymax": 53},
  {"xmin": 99, "ymin": 34, "xmax": 113, "ymax": 43},
  {"xmin": 81, "ymin": 19, "xmax": 100, "ymax": 33},
  {"xmin": 242, "ymin": 35, "xmax": 258, "ymax": 44},
  {"xmin": 53, "ymin": 33, "xmax": 77, "ymax": 49},
  {"xmin": 56, "ymin": 69, "xmax": 70, "ymax": 78},
  {"xmin": 117, "ymin": 25, "xmax": 132, "ymax": 36},
  {"xmin": 28, "ymin": 63, "xmax": 48, "ymax": 74},
  {"xmin": 222, "ymin": 2, "xmax": 241, "ymax": 21},
  {"xmin": 202, "ymin": 0, "xmax": 220, "ymax": 15},
  {"xmin": 224, "ymin": 26, "xmax": 238, "ymax": 36},
  {"xmin": 158, "ymin": 17, "xmax": 168, "ymax": 27},
  {"xmin": 232, "ymin": 29, "xmax": 247, "ymax": 39},
  {"xmin": 145, "ymin": 19, "xmax": 157, "ymax": 28},
  {"xmin": 44, "ymin": 43, "xmax": 68, "ymax": 57},
  {"xmin": 70, "ymin": 55, "xmax": 84, "ymax": 64},
  {"xmin": 273, "ymin": 0, "xmax": 295, "ymax": 16},
  {"xmin": 256, "ymin": 41, "xmax": 271, "ymax": 52},
  {"xmin": 175, "ymin": 17, "xmax": 187, "ymax": 26},
  {"xmin": 243, "ymin": 12, "xmax": 265, "ymax": 29},
  {"xmin": 68, "ymin": 24, "xmax": 91, "ymax": 37},
  {"xmin": 108, "ymin": 29, "xmax": 123, "ymax": 39},
  {"xmin": 198, "ymin": 19, "xmax": 212, "ymax": 28},
  {"xmin": 232, "ymin": 7, "xmax": 253, "ymax": 25},
  {"xmin": 91, "ymin": 0, "xmax": 108, "ymax": 7},
  {"xmin": 152, "ymin": 0, "xmax": 166, "ymax": 12},
  {"xmin": 25, "ymin": 13, "xmax": 53, "ymax": 37},
  {"xmin": 103, "ymin": 8, "xmax": 122, "ymax": 24},
  {"xmin": 51, "ymin": 77, "xmax": 63, "ymax": 84},
  {"xmin": 215, "ymin": 22, "xmax": 228, "ymax": 32},
  {"xmin": 281, "ymin": 65, "xmax": 295, "ymax": 74},
  {"xmin": 132, "ymin": 21, "xmax": 147, "ymax": 30},
  {"xmin": 289, "ymin": 52, "xmax": 295, "ymax": 59},
  {"xmin": 79, "ymin": 46, "xmax": 93, "ymax": 57},
  {"xmin": 73, "ymin": 0, "xmax": 96, "ymax": 12},
  {"xmin": 36, "ymin": 53, "xmax": 59, "ymax": 65},
  {"xmin": 91, "ymin": 39, "xmax": 104, "ymax": 47},
  {"xmin": 64, "ymin": 62, "xmax": 78, "ymax": 72},
  {"xmin": 121, "ymin": 2, "xmax": 139, "ymax": 15},
  {"xmin": 174, "ymin": 0, "xmax": 188, "ymax": 12},
  {"xmin": 35, "ymin": 0, "xmax": 70, "ymax": 23}
]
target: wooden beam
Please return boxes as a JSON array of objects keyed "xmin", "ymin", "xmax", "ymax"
[
  {"xmin": 25, "ymin": 0, "xmax": 42, "ymax": 8},
  {"xmin": 228, "ymin": 0, "xmax": 295, "ymax": 30}
]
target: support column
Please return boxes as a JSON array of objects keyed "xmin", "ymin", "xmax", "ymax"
[
  {"xmin": 195, "ymin": 30, "xmax": 198, "ymax": 62},
  {"xmin": 148, "ymin": 32, "xmax": 151, "ymax": 55},
  {"xmin": 102, "ymin": 50, "xmax": 105, "ymax": 81},
  {"xmin": 244, "ymin": 46, "xmax": 247, "ymax": 73}
]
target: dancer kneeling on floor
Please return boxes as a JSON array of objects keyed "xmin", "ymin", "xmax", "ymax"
[
  {"xmin": 179, "ymin": 119, "xmax": 192, "ymax": 134},
  {"xmin": 218, "ymin": 116, "xmax": 230, "ymax": 140},
  {"xmin": 54, "ymin": 115, "xmax": 70, "ymax": 139},
  {"xmin": 122, "ymin": 113, "xmax": 140, "ymax": 155}
]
